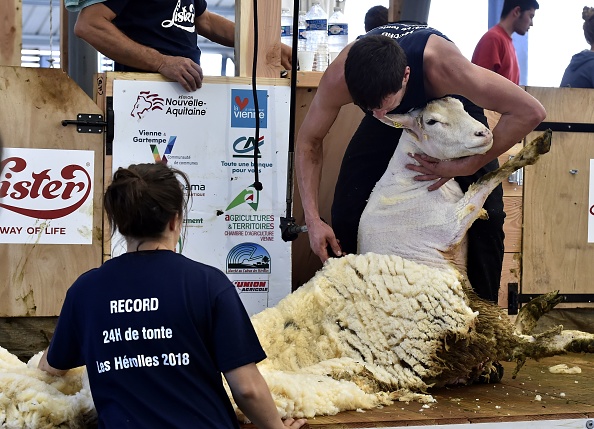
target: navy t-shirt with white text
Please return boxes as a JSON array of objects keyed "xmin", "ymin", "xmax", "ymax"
[{"xmin": 47, "ymin": 250, "xmax": 266, "ymax": 428}]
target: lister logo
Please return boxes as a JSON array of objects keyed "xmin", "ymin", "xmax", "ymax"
[{"xmin": 0, "ymin": 156, "xmax": 92, "ymax": 219}]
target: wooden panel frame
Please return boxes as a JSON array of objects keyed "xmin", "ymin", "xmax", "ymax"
[
  {"xmin": 523, "ymin": 87, "xmax": 594, "ymax": 296},
  {"xmin": 0, "ymin": 0, "xmax": 21, "ymax": 67},
  {"xmin": 0, "ymin": 66, "xmax": 104, "ymax": 316}
]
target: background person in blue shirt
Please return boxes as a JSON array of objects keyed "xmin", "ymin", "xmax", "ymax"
[
  {"xmin": 561, "ymin": 6, "xmax": 594, "ymax": 88},
  {"xmin": 38, "ymin": 162, "xmax": 307, "ymax": 429}
]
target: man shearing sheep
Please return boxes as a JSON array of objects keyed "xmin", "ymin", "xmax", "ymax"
[{"xmin": 295, "ymin": 25, "xmax": 545, "ymax": 305}]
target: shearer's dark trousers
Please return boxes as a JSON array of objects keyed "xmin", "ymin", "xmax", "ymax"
[{"xmin": 331, "ymin": 102, "xmax": 505, "ymax": 304}]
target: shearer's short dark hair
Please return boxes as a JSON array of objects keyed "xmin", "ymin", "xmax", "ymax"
[
  {"xmin": 501, "ymin": 0, "xmax": 539, "ymax": 18},
  {"xmin": 344, "ymin": 35, "xmax": 407, "ymax": 111}
]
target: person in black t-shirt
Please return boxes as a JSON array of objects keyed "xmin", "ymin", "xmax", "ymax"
[{"xmin": 70, "ymin": 0, "xmax": 292, "ymax": 92}]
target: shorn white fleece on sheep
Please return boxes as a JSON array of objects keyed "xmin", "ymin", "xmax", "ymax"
[
  {"xmin": 0, "ymin": 347, "xmax": 95, "ymax": 429},
  {"xmin": 229, "ymin": 252, "xmax": 479, "ymax": 419}
]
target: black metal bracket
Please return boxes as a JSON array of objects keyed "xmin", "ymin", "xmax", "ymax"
[
  {"xmin": 62, "ymin": 114, "xmax": 106, "ymax": 134},
  {"xmin": 105, "ymin": 97, "xmax": 114, "ymax": 156},
  {"xmin": 508, "ymin": 282, "xmax": 519, "ymax": 315},
  {"xmin": 507, "ymin": 282, "xmax": 594, "ymax": 314},
  {"xmin": 61, "ymin": 96, "xmax": 114, "ymax": 155},
  {"xmin": 534, "ymin": 121, "xmax": 594, "ymax": 133}
]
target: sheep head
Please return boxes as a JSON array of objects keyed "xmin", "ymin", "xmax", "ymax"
[{"xmin": 376, "ymin": 97, "xmax": 493, "ymax": 160}]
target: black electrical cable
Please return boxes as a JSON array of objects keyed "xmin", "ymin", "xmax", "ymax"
[
  {"xmin": 279, "ymin": 0, "xmax": 307, "ymax": 242},
  {"xmin": 251, "ymin": 0, "xmax": 263, "ymax": 191}
]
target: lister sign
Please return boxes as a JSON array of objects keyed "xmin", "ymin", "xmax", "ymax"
[{"xmin": 0, "ymin": 147, "xmax": 95, "ymax": 244}]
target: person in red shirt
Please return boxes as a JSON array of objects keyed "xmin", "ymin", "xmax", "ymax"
[{"xmin": 472, "ymin": 0, "xmax": 539, "ymax": 85}]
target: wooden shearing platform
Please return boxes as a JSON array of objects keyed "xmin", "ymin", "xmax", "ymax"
[{"xmin": 242, "ymin": 353, "xmax": 594, "ymax": 428}]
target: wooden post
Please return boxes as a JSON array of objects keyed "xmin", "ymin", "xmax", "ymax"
[
  {"xmin": 235, "ymin": 0, "xmax": 283, "ymax": 78},
  {"xmin": 388, "ymin": 0, "xmax": 403, "ymax": 22},
  {"xmin": 0, "ymin": 0, "xmax": 22, "ymax": 66},
  {"xmin": 60, "ymin": 0, "xmax": 69, "ymax": 72}
]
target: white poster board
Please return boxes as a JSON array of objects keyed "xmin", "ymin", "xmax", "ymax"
[
  {"xmin": 111, "ymin": 79, "xmax": 292, "ymax": 315},
  {"xmin": 588, "ymin": 159, "xmax": 594, "ymax": 243},
  {"xmin": 0, "ymin": 147, "xmax": 95, "ymax": 245}
]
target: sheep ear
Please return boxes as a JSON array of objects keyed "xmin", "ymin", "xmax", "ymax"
[{"xmin": 380, "ymin": 113, "xmax": 423, "ymax": 141}]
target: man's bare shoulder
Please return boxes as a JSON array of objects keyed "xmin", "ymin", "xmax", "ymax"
[
  {"xmin": 423, "ymin": 35, "xmax": 474, "ymax": 98},
  {"xmin": 316, "ymin": 48, "xmax": 354, "ymax": 108},
  {"xmin": 424, "ymin": 35, "xmax": 461, "ymax": 64}
]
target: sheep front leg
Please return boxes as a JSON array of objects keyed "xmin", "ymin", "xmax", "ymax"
[
  {"xmin": 455, "ymin": 129, "xmax": 552, "ymax": 234},
  {"xmin": 478, "ymin": 129, "xmax": 552, "ymax": 188}
]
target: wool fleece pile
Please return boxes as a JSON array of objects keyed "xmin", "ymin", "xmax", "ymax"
[
  {"xmin": 0, "ymin": 348, "xmax": 95, "ymax": 428},
  {"xmin": 238, "ymin": 252, "xmax": 511, "ymax": 419}
]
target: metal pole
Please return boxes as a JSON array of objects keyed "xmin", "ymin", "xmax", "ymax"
[
  {"xmin": 400, "ymin": 0, "xmax": 431, "ymax": 25},
  {"xmin": 67, "ymin": 11, "xmax": 98, "ymax": 98}
]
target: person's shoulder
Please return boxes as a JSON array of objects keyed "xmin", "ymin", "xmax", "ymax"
[
  {"xmin": 173, "ymin": 253, "xmax": 230, "ymax": 279},
  {"xmin": 65, "ymin": 265, "xmax": 102, "ymax": 298}
]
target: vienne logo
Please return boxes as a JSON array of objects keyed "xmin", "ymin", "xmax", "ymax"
[
  {"xmin": 150, "ymin": 136, "xmax": 177, "ymax": 164},
  {"xmin": 161, "ymin": 0, "xmax": 195, "ymax": 33},
  {"xmin": 131, "ymin": 91, "xmax": 165, "ymax": 119},
  {"xmin": 233, "ymin": 135, "xmax": 264, "ymax": 159},
  {"xmin": 0, "ymin": 157, "xmax": 92, "ymax": 219},
  {"xmin": 226, "ymin": 243, "xmax": 271, "ymax": 274},
  {"xmin": 226, "ymin": 184, "xmax": 259, "ymax": 212},
  {"xmin": 231, "ymin": 89, "xmax": 268, "ymax": 129}
]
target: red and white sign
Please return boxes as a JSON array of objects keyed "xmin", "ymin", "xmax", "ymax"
[
  {"xmin": 0, "ymin": 148, "xmax": 95, "ymax": 244},
  {"xmin": 590, "ymin": 160, "xmax": 594, "ymax": 243}
]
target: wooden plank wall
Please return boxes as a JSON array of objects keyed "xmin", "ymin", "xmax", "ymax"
[
  {"xmin": 0, "ymin": 0, "xmax": 21, "ymax": 67},
  {"xmin": 523, "ymin": 87, "xmax": 594, "ymax": 303},
  {"xmin": 0, "ymin": 67, "xmax": 104, "ymax": 359},
  {"xmin": 0, "ymin": 67, "xmax": 104, "ymax": 317},
  {"xmin": 235, "ymin": 0, "xmax": 284, "ymax": 78}
]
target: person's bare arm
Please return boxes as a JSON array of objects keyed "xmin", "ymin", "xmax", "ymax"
[
  {"xmin": 224, "ymin": 363, "xmax": 307, "ymax": 429},
  {"xmin": 411, "ymin": 35, "xmax": 546, "ymax": 189},
  {"xmin": 74, "ymin": 3, "xmax": 203, "ymax": 91},
  {"xmin": 195, "ymin": 9, "xmax": 235, "ymax": 47},
  {"xmin": 38, "ymin": 348, "xmax": 69, "ymax": 376},
  {"xmin": 295, "ymin": 45, "xmax": 354, "ymax": 262},
  {"xmin": 280, "ymin": 43, "xmax": 292, "ymax": 70}
]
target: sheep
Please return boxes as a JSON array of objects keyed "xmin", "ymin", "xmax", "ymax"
[
  {"xmin": 2, "ymin": 98, "xmax": 591, "ymax": 427},
  {"xmin": 358, "ymin": 96, "xmax": 496, "ymax": 273}
]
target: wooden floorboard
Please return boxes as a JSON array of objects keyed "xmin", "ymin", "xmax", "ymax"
[{"xmin": 243, "ymin": 353, "xmax": 594, "ymax": 428}]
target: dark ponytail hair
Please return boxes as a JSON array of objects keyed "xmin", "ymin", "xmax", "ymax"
[
  {"xmin": 583, "ymin": 6, "xmax": 594, "ymax": 45},
  {"xmin": 104, "ymin": 163, "xmax": 190, "ymax": 239}
]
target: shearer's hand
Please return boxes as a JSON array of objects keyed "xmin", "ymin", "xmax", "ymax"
[
  {"xmin": 280, "ymin": 43, "xmax": 293, "ymax": 70},
  {"xmin": 406, "ymin": 152, "xmax": 483, "ymax": 191},
  {"xmin": 282, "ymin": 417, "xmax": 308, "ymax": 428},
  {"xmin": 157, "ymin": 55, "xmax": 204, "ymax": 92},
  {"xmin": 307, "ymin": 218, "xmax": 342, "ymax": 263}
]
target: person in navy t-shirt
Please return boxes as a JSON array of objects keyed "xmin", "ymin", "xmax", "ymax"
[
  {"xmin": 69, "ymin": 0, "xmax": 292, "ymax": 92},
  {"xmin": 38, "ymin": 163, "xmax": 307, "ymax": 429}
]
